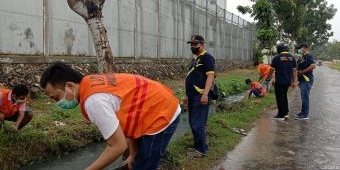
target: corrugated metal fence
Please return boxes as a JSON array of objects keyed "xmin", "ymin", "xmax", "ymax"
[{"xmin": 0, "ymin": 0, "xmax": 255, "ymax": 60}]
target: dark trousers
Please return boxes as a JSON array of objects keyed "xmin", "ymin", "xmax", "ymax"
[
  {"xmin": 274, "ymin": 83, "xmax": 290, "ymax": 118},
  {"xmin": 188, "ymin": 95, "xmax": 210, "ymax": 154},
  {"xmin": 133, "ymin": 115, "xmax": 180, "ymax": 170}
]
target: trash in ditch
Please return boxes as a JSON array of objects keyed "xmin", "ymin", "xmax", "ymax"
[
  {"xmin": 54, "ymin": 121, "xmax": 66, "ymax": 126},
  {"xmin": 230, "ymin": 127, "xmax": 247, "ymax": 136}
]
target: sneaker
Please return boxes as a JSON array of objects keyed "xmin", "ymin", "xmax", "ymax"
[
  {"xmin": 284, "ymin": 115, "xmax": 289, "ymax": 119},
  {"xmin": 295, "ymin": 116, "xmax": 309, "ymax": 120},
  {"xmin": 294, "ymin": 113, "xmax": 301, "ymax": 118},
  {"xmin": 193, "ymin": 150, "xmax": 205, "ymax": 158},
  {"xmin": 273, "ymin": 116, "xmax": 285, "ymax": 121}
]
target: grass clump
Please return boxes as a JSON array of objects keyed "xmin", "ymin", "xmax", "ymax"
[
  {"xmin": 328, "ymin": 62, "xmax": 340, "ymax": 71},
  {"xmin": 159, "ymin": 69, "xmax": 277, "ymax": 169},
  {"xmin": 0, "ymin": 101, "xmax": 101, "ymax": 169}
]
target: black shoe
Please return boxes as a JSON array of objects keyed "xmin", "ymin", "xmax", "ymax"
[{"xmin": 273, "ymin": 116, "xmax": 285, "ymax": 121}]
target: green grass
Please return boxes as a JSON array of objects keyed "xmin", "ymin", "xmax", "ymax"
[
  {"xmin": 0, "ymin": 101, "xmax": 101, "ymax": 169},
  {"xmin": 160, "ymin": 93, "xmax": 276, "ymax": 170},
  {"xmin": 328, "ymin": 62, "xmax": 340, "ymax": 71},
  {"xmin": 158, "ymin": 69, "xmax": 276, "ymax": 169},
  {"xmin": 0, "ymin": 68, "xmax": 275, "ymax": 169},
  {"xmin": 215, "ymin": 69, "xmax": 259, "ymax": 96}
]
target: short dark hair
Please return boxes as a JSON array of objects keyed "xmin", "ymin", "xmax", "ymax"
[
  {"xmin": 187, "ymin": 35, "xmax": 205, "ymax": 44},
  {"xmin": 276, "ymin": 43, "xmax": 289, "ymax": 54},
  {"xmin": 295, "ymin": 43, "xmax": 309, "ymax": 49},
  {"xmin": 40, "ymin": 62, "xmax": 84, "ymax": 89},
  {"xmin": 245, "ymin": 78, "xmax": 252, "ymax": 85},
  {"xmin": 12, "ymin": 84, "xmax": 29, "ymax": 96}
]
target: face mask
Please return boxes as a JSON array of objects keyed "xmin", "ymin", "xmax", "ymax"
[
  {"xmin": 297, "ymin": 49, "xmax": 303, "ymax": 54},
  {"xmin": 191, "ymin": 46, "xmax": 200, "ymax": 55},
  {"xmin": 56, "ymin": 87, "xmax": 79, "ymax": 109},
  {"xmin": 15, "ymin": 99, "xmax": 26, "ymax": 104}
]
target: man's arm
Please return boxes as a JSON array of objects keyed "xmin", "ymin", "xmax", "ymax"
[
  {"xmin": 258, "ymin": 75, "xmax": 264, "ymax": 82},
  {"xmin": 84, "ymin": 93, "xmax": 128, "ymax": 170},
  {"xmin": 14, "ymin": 110, "xmax": 25, "ymax": 130},
  {"xmin": 265, "ymin": 67, "xmax": 275, "ymax": 81},
  {"xmin": 86, "ymin": 125, "xmax": 128, "ymax": 170},
  {"xmin": 123, "ymin": 138, "xmax": 138, "ymax": 169},
  {"xmin": 201, "ymin": 73, "xmax": 215, "ymax": 104},
  {"xmin": 291, "ymin": 68, "xmax": 298, "ymax": 89},
  {"xmin": 297, "ymin": 64, "xmax": 316, "ymax": 75}
]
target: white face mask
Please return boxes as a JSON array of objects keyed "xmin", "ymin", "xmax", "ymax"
[
  {"xmin": 15, "ymin": 98, "xmax": 26, "ymax": 104},
  {"xmin": 56, "ymin": 87, "xmax": 79, "ymax": 109}
]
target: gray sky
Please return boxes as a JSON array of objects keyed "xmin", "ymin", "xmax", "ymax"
[{"xmin": 226, "ymin": 0, "xmax": 340, "ymax": 41}]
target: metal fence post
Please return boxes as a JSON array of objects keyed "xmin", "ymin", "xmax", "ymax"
[
  {"xmin": 157, "ymin": 0, "xmax": 160, "ymax": 60},
  {"xmin": 43, "ymin": 0, "xmax": 48, "ymax": 60},
  {"xmin": 230, "ymin": 13, "xmax": 233, "ymax": 60},
  {"xmin": 134, "ymin": 0, "xmax": 137, "ymax": 59},
  {"xmin": 176, "ymin": 0, "xmax": 180, "ymax": 58}
]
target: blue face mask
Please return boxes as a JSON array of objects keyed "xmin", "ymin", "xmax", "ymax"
[
  {"xmin": 297, "ymin": 49, "xmax": 303, "ymax": 54},
  {"xmin": 56, "ymin": 88, "xmax": 79, "ymax": 109}
]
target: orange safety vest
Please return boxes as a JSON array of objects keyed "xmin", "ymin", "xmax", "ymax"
[
  {"xmin": 79, "ymin": 74, "xmax": 179, "ymax": 139},
  {"xmin": 250, "ymin": 82, "xmax": 267, "ymax": 95},
  {"xmin": 0, "ymin": 89, "xmax": 17, "ymax": 118},
  {"xmin": 257, "ymin": 64, "xmax": 271, "ymax": 78}
]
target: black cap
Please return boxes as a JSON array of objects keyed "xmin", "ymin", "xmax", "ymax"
[
  {"xmin": 295, "ymin": 43, "xmax": 308, "ymax": 49},
  {"xmin": 187, "ymin": 35, "xmax": 205, "ymax": 44},
  {"xmin": 276, "ymin": 43, "xmax": 289, "ymax": 53}
]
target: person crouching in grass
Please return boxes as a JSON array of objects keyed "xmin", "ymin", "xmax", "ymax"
[
  {"xmin": 0, "ymin": 85, "xmax": 33, "ymax": 131},
  {"xmin": 245, "ymin": 78, "xmax": 267, "ymax": 99}
]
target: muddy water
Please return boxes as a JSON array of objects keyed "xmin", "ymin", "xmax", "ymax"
[
  {"xmin": 213, "ymin": 66, "xmax": 340, "ymax": 170},
  {"xmin": 23, "ymin": 113, "xmax": 191, "ymax": 170}
]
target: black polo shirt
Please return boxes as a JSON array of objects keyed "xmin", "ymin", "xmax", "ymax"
[
  {"xmin": 297, "ymin": 53, "xmax": 315, "ymax": 82},
  {"xmin": 185, "ymin": 51, "xmax": 216, "ymax": 96},
  {"xmin": 271, "ymin": 52, "xmax": 297, "ymax": 85}
]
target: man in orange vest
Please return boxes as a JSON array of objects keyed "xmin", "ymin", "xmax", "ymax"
[
  {"xmin": 40, "ymin": 62, "xmax": 181, "ymax": 170},
  {"xmin": 257, "ymin": 63, "xmax": 274, "ymax": 92},
  {"xmin": 245, "ymin": 78, "xmax": 267, "ymax": 99},
  {"xmin": 0, "ymin": 85, "xmax": 33, "ymax": 130}
]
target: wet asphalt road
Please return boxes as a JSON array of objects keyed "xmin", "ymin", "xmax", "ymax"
[{"xmin": 213, "ymin": 66, "xmax": 340, "ymax": 170}]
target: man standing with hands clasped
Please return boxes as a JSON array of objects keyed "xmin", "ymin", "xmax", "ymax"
[
  {"xmin": 183, "ymin": 35, "xmax": 216, "ymax": 158},
  {"xmin": 295, "ymin": 43, "xmax": 316, "ymax": 120},
  {"xmin": 266, "ymin": 43, "xmax": 298, "ymax": 121}
]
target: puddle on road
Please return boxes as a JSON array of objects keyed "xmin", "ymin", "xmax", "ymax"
[{"xmin": 213, "ymin": 67, "xmax": 340, "ymax": 170}]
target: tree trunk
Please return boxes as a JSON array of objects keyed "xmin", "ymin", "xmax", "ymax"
[{"xmin": 67, "ymin": 0, "xmax": 114, "ymax": 73}]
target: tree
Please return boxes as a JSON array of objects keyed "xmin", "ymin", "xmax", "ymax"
[
  {"xmin": 67, "ymin": 0, "xmax": 114, "ymax": 73},
  {"xmin": 252, "ymin": 0, "xmax": 277, "ymax": 53},
  {"xmin": 238, "ymin": 0, "xmax": 337, "ymax": 48},
  {"xmin": 271, "ymin": 0, "xmax": 305, "ymax": 42},
  {"xmin": 237, "ymin": 0, "xmax": 276, "ymax": 65},
  {"xmin": 300, "ymin": 0, "xmax": 337, "ymax": 45},
  {"xmin": 312, "ymin": 41, "xmax": 340, "ymax": 60},
  {"xmin": 272, "ymin": 0, "xmax": 336, "ymax": 46}
]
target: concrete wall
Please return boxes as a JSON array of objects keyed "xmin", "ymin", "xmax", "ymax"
[
  {"xmin": 0, "ymin": 0, "xmax": 254, "ymax": 60},
  {"xmin": 0, "ymin": 0, "xmax": 43, "ymax": 55}
]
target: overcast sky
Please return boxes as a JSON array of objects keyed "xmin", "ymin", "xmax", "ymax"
[{"xmin": 226, "ymin": 0, "xmax": 340, "ymax": 41}]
